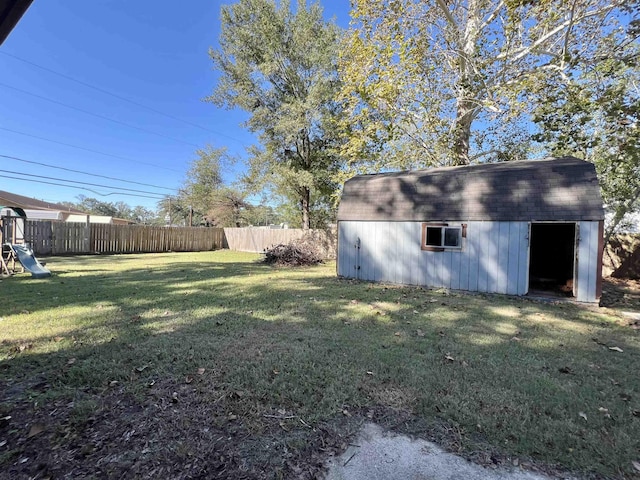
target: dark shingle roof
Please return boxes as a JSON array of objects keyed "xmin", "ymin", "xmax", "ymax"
[{"xmin": 337, "ymin": 157, "xmax": 604, "ymax": 222}]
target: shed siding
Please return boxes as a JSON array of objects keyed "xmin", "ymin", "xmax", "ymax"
[
  {"xmin": 338, "ymin": 221, "xmax": 529, "ymax": 295},
  {"xmin": 576, "ymin": 221, "xmax": 600, "ymax": 302},
  {"xmin": 477, "ymin": 222, "xmax": 491, "ymax": 292},
  {"xmin": 517, "ymin": 222, "xmax": 530, "ymax": 295},
  {"xmin": 497, "ymin": 222, "xmax": 510, "ymax": 293},
  {"xmin": 467, "ymin": 226, "xmax": 480, "ymax": 291}
]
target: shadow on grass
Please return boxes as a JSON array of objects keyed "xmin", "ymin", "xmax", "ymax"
[{"xmin": 1, "ymin": 252, "xmax": 639, "ymax": 479}]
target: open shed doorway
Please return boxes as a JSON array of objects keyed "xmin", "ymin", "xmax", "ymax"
[{"xmin": 528, "ymin": 223, "xmax": 576, "ymax": 297}]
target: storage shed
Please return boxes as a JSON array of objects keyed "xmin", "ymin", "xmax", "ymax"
[{"xmin": 337, "ymin": 157, "xmax": 605, "ymax": 303}]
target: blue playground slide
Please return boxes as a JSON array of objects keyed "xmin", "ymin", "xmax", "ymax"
[{"xmin": 10, "ymin": 244, "xmax": 51, "ymax": 279}]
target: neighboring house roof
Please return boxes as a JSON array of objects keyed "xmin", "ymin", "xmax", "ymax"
[
  {"xmin": 337, "ymin": 157, "xmax": 604, "ymax": 222},
  {"xmin": 111, "ymin": 217, "xmax": 136, "ymax": 225},
  {"xmin": 1, "ymin": 191, "xmax": 137, "ymax": 224},
  {"xmin": 0, "ymin": 0, "xmax": 33, "ymax": 45},
  {"xmin": 65, "ymin": 214, "xmax": 135, "ymax": 225},
  {"xmin": 0, "ymin": 190, "xmax": 86, "ymax": 214}
]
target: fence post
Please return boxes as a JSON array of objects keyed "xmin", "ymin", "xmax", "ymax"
[{"xmin": 84, "ymin": 215, "xmax": 91, "ymax": 253}]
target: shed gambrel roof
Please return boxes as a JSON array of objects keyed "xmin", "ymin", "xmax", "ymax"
[{"xmin": 337, "ymin": 157, "xmax": 604, "ymax": 222}]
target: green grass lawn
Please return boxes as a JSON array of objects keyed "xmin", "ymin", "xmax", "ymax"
[{"xmin": 1, "ymin": 251, "xmax": 639, "ymax": 479}]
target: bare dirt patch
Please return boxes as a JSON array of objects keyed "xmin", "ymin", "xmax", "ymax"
[
  {"xmin": 0, "ymin": 382, "xmax": 576, "ymax": 480},
  {"xmin": 0, "ymin": 378, "xmax": 358, "ymax": 480},
  {"xmin": 601, "ymin": 277, "xmax": 640, "ymax": 312}
]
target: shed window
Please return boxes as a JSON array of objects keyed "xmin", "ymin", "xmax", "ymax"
[{"xmin": 421, "ymin": 223, "xmax": 464, "ymax": 251}]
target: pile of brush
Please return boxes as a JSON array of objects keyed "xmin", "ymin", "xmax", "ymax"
[{"xmin": 263, "ymin": 237, "xmax": 324, "ymax": 266}]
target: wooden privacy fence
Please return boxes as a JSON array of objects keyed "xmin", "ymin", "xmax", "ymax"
[
  {"xmin": 224, "ymin": 227, "xmax": 336, "ymax": 257},
  {"xmin": 23, "ymin": 221, "xmax": 225, "ymax": 255},
  {"xmin": 54, "ymin": 222, "xmax": 88, "ymax": 254},
  {"xmin": 23, "ymin": 220, "xmax": 52, "ymax": 255},
  {"xmin": 21, "ymin": 222, "xmax": 336, "ymax": 257},
  {"xmin": 92, "ymin": 224, "xmax": 226, "ymax": 253}
]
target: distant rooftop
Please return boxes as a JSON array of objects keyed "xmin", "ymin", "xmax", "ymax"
[{"xmin": 0, "ymin": 190, "xmax": 86, "ymax": 214}]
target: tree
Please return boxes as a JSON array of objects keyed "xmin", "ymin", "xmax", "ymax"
[
  {"xmin": 157, "ymin": 196, "xmax": 189, "ymax": 226},
  {"xmin": 179, "ymin": 145, "xmax": 226, "ymax": 219},
  {"xmin": 62, "ymin": 195, "xmax": 117, "ymax": 217},
  {"xmin": 61, "ymin": 196, "xmax": 160, "ymax": 224},
  {"xmin": 243, "ymin": 203, "xmax": 283, "ymax": 226},
  {"xmin": 204, "ymin": 188, "xmax": 252, "ymax": 227},
  {"xmin": 532, "ymin": 4, "xmax": 639, "ymax": 243},
  {"xmin": 340, "ymin": 0, "xmax": 626, "ymax": 171},
  {"xmin": 129, "ymin": 205, "xmax": 158, "ymax": 225},
  {"xmin": 207, "ymin": 0, "xmax": 343, "ymax": 229},
  {"xmin": 166, "ymin": 145, "xmax": 254, "ymax": 227},
  {"xmin": 167, "ymin": 145, "xmax": 229, "ymax": 225}
]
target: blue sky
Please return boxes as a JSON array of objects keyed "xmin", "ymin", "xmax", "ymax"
[{"xmin": 0, "ymin": 1, "xmax": 351, "ymax": 210}]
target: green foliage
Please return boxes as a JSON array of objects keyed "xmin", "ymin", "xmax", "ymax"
[
  {"xmin": 62, "ymin": 196, "xmax": 116, "ymax": 217},
  {"xmin": 128, "ymin": 205, "xmax": 160, "ymax": 225},
  {"xmin": 204, "ymin": 187, "xmax": 252, "ymax": 227},
  {"xmin": 163, "ymin": 146, "xmax": 253, "ymax": 227},
  {"xmin": 62, "ymin": 195, "xmax": 159, "ymax": 224},
  {"xmin": 340, "ymin": 0, "xmax": 625, "ymax": 171},
  {"xmin": 242, "ymin": 203, "xmax": 283, "ymax": 227},
  {"xmin": 180, "ymin": 145, "xmax": 227, "ymax": 219},
  {"xmin": 156, "ymin": 195, "xmax": 190, "ymax": 226},
  {"xmin": 208, "ymin": 0, "xmax": 344, "ymax": 229},
  {"xmin": 272, "ymin": 191, "xmax": 335, "ymax": 229},
  {"xmin": 532, "ymin": 7, "xmax": 639, "ymax": 241}
]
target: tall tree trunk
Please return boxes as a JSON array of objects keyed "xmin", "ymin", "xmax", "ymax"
[
  {"xmin": 452, "ymin": 100, "xmax": 473, "ymax": 165},
  {"xmin": 451, "ymin": 0, "xmax": 480, "ymax": 166},
  {"xmin": 301, "ymin": 187, "xmax": 311, "ymax": 230},
  {"xmin": 299, "ymin": 132, "xmax": 312, "ymax": 230}
]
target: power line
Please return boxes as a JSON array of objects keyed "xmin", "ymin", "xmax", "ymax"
[
  {"xmin": 0, "ymin": 50, "xmax": 247, "ymax": 146},
  {"xmin": 0, "ymin": 82, "xmax": 202, "ymax": 148},
  {"xmin": 0, "ymin": 126, "xmax": 183, "ymax": 173},
  {"xmin": 1, "ymin": 169, "xmax": 169, "ymax": 197},
  {"xmin": 0, "ymin": 153, "xmax": 178, "ymax": 192},
  {"xmin": 0, "ymin": 174, "xmax": 165, "ymax": 200}
]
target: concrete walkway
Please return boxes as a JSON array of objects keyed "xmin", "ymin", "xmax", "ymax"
[{"xmin": 325, "ymin": 423, "xmax": 557, "ymax": 480}]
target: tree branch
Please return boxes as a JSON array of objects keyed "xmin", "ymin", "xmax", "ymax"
[
  {"xmin": 435, "ymin": 0, "xmax": 459, "ymax": 32},
  {"xmin": 561, "ymin": 0, "xmax": 579, "ymax": 70},
  {"xmin": 497, "ymin": 2, "xmax": 622, "ymax": 63},
  {"xmin": 469, "ymin": 148, "xmax": 504, "ymax": 162},
  {"xmin": 478, "ymin": 0, "xmax": 505, "ymax": 33}
]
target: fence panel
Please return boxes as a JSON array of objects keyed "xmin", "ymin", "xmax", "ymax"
[
  {"xmin": 89, "ymin": 225, "xmax": 225, "ymax": 254},
  {"xmin": 18, "ymin": 222, "xmax": 225, "ymax": 255},
  {"xmin": 223, "ymin": 227, "xmax": 336, "ymax": 257},
  {"xmin": 24, "ymin": 220, "xmax": 53, "ymax": 255},
  {"xmin": 53, "ymin": 222, "xmax": 88, "ymax": 254},
  {"xmin": 18, "ymin": 222, "xmax": 335, "ymax": 257}
]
